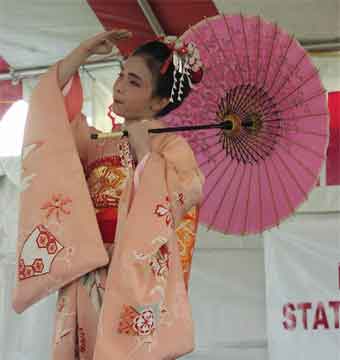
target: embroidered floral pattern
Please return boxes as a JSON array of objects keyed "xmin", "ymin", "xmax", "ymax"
[
  {"xmin": 118, "ymin": 139, "xmax": 134, "ymax": 169},
  {"xmin": 118, "ymin": 305, "xmax": 140, "ymax": 336},
  {"xmin": 175, "ymin": 192, "xmax": 185, "ymax": 206},
  {"xmin": 154, "ymin": 196, "xmax": 173, "ymax": 227},
  {"xmin": 134, "ymin": 309, "xmax": 156, "ymax": 336},
  {"xmin": 154, "ymin": 193, "xmax": 185, "ymax": 227},
  {"xmin": 57, "ymin": 295, "xmax": 66, "ymax": 312},
  {"xmin": 20, "ymin": 141, "xmax": 44, "ymax": 192},
  {"xmin": 134, "ymin": 239, "xmax": 170, "ymax": 283},
  {"xmin": 78, "ymin": 327, "xmax": 87, "ymax": 353},
  {"xmin": 118, "ymin": 305, "xmax": 158, "ymax": 337},
  {"xmin": 32, "ymin": 258, "xmax": 44, "ymax": 273},
  {"xmin": 159, "ymin": 304, "xmax": 173, "ymax": 327},
  {"xmin": 149, "ymin": 244, "xmax": 170, "ymax": 281},
  {"xmin": 20, "ymin": 173, "xmax": 37, "ymax": 192},
  {"xmin": 22, "ymin": 141, "xmax": 44, "ymax": 161},
  {"xmin": 18, "ymin": 224, "xmax": 64, "ymax": 280},
  {"xmin": 81, "ymin": 270, "xmax": 106, "ymax": 313},
  {"xmin": 40, "ymin": 194, "xmax": 72, "ymax": 223}
]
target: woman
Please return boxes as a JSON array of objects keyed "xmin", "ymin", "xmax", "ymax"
[{"xmin": 13, "ymin": 30, "xmax": 204, "ymax": 359}]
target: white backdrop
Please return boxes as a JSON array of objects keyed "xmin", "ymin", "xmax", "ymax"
[
  {"xmin": 0, "ymin": 157, "xmax": 57, "ymax": 360},
  {"xmin": 264, "ymin": 213, "xmax": 340, "ymax": 360},
  {"xmin": 188, "ymin": 229, "xmax": 267, "ymax": 359}
]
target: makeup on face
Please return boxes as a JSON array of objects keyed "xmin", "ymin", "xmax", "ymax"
[{"xmin": 112, "ymin": 56, "xmax": 155, "ymax": 121}]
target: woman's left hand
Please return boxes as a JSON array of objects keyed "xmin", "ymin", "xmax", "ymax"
[{"xmin": 125, "ymin": 120, "xmax": 155, "ymax": 162}]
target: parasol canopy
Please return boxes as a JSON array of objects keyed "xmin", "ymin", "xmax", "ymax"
[{"xmin": 164, "ymin": 14, "xmax": 329, "ymax": 235}]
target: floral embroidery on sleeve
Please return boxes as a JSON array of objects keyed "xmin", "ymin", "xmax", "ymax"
[
  {"xmin": 20, "ymin": 141, "xmax": 44, "ymax": 192},
  {"xmin": 81, "ymin": 270, "xmax": 106, "ymax": 313},
  {"xmin": 78, "ymin": 327, "xmax": 87, "ymax": 353},
  {"xmin": 134, "ymin": 236, "xmax": 170, "ymax": 284},
  {"xmin": 118, "ymin": 304, "xmax": 159, "ymax": 336},
  {"xmin": 18, "ymin": 224, "xmax": 64, "ymax": 280},
  {"xmin": 154, "ymin": 193, "xmax": 185, "ymax": 227},
  {"xmin": 40, "ymin": 193, "xmax": 72, "ymax": 223},
  {"xmin": 154, "ymin": 196, "xmax": 173, "ymax": 227},
  {"xmin": 175, "ymin": 192, "xmax": 184, "ymax": 206},
  {"xmin": 149, "ymin": 244, "xmax": 170, "ymax": 281},
  {"xmin": 17, "ymin": 192, "xmax": 77, "ymax": 283}
]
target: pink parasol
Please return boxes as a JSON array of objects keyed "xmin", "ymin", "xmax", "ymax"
[{"xmin": 163, "ymin": 14, "xmax": 329, "ymax": 235}]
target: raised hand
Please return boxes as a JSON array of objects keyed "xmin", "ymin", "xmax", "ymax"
[
  {"xmin": 80, "ymin": 29, "xmax": 132, "ymax": 56},
  {"xmin": 58, "ymin": 29, "xmax": 132, "ymax": 88}
]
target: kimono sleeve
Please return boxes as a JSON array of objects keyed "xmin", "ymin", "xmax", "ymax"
[
  {"xmin": 57, "ymin": 63, "xmax": 89, "ymax": 164},
  {"xmin": 159, "ymin": 135, "xmax": 204, "ymax": 288},
  {"xmin": 161, "ymin": 135, "xmax": 205, "ymax": 228},
  {"xmin": 12, "ymin": 64, "xmax": 108, "ymax": 314}
]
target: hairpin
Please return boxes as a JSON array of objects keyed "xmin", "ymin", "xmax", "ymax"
[{"xmin": 158, "ymin": 36, "xmax": 203, "ymax": 102}]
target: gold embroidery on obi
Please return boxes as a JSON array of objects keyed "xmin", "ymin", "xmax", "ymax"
[{"xmin": 86, "ymin": 157, "xmax": 128, "ymax": 208}]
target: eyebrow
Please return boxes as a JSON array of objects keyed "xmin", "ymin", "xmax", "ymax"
[
  {"xmin": 120, "ymin": 65, "xmax": 143, "ymax": 83},
  {"xmin": 128, "ymin": 72, "xmax": 143, "ymax": 82}
]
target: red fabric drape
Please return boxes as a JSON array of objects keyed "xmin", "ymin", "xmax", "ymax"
[
  {"xmin": 327, "ymin": 92, "xmax": 340, "ymax": 185},
  {"xmin": 87, "ymin": 0, "xmax": 218, "ymax": 56},
  {"xmin": 0, "ymin": 57, "xmax": 22, "ymax": 120},
  {"xmin": 63, "ymin": 71, "xmax": 83, "ymax": 122},
  {"xmin": 0, "ymin": 80, "xmax": 22, "ymax": 120}
]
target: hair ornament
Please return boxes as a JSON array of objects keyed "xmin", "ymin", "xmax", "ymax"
[{"xmin": 158, "ymin": 36, "xmax": 203, "ymax": 103}]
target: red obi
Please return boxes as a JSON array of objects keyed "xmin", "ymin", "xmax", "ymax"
[{"xmin": 96, "ymin": 207, "xmax": 118, "ymax": 243}]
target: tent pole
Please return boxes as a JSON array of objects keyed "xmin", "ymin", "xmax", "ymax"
[
  {"xmin": 0, "ymin": 57, "xmax": 123, "ymax": 82},
  {"xmin": 137, "ymin": 0, "xmax": 165, "ymax": 36},
  {"xmin": 1, "ymin": 37, "xmax": 340, "ymax": 82}
]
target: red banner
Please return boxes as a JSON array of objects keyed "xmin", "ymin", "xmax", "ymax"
[
  {"xmin": 327, "ymin": 91, "xmax": 340, "ymax": 185},
  {"xmin": 0, "ymin": 57, "xmax": 22, "ymax": 121},
  {"xmin": 0, "ymin": 80, "xmax": 22, "ymax": 120}
]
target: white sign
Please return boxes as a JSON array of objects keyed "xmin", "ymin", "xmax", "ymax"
[{"xmin": 264, "ymin": 213, "xmax": 340, "ymax": 360}]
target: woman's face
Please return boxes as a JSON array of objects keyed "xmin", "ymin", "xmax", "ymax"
[{"xmin": 112, "ymin": 55, "xmax": 160, "ymax": 121}]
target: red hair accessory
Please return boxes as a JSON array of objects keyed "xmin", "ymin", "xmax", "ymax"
[
  {"xmin": 157, "ymin": 36, "xmax": 203, "ymax": 102},
  {"xmin": 191, "ymin": 67, "xmax": 203, "ymax": 84},
  {"xmin": 107, "ymin": 104, "xmax": 121, "ymax": 130}
]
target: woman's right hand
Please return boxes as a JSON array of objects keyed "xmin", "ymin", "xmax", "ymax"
[
  {"xmin": 58, "ymin": 29, "xmax": 132, "ymax": 88},
  {"xmin": 80, "ymin": 29, "xmax": 132, "ymax": 56}
]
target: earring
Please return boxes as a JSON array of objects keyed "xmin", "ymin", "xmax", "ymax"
[{"xmin": 107, "ymin": 104, "xmax": 120, "ymax": 130}]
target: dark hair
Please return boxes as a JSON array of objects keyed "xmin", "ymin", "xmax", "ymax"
[{"xmin": 132, "ymin": 41, "xmax": 192, "ymax": 117}]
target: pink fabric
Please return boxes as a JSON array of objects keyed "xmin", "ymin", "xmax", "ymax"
[
  {"xmin": 61, "ymin": 70, "xmax": 83, "ymax": 122},
  {"xmin": 13, "ymin": 64, "xmax": 204, "ymax": 360},
  {"xmin": 61, "ymin": 76, "xmax": 73, "ymax": 96},
  {"xmin": 134, "ymin": 152, "xmax": 150, "ymax": 190},
  {"xmin": 12, "ymin": 65, "xmax": 109, "ymax": 314}
]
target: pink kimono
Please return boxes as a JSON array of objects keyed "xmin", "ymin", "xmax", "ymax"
[{"xmin": 12, "ymin": 64, "xmax": 204, "ymax": 360}]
